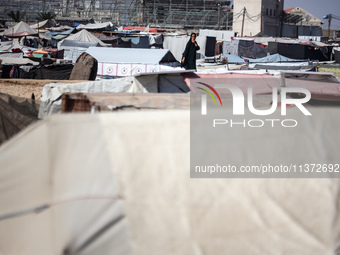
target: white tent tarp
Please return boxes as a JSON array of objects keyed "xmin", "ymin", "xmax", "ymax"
[
  {"xmin": 38, "ymin": 76, "xmax": 149, "ymax": 118},
  {"xmin": 58, "ymin": 29, "xmax": 109, "ymax": 47},
  {"xmin": 30, "ymin": 20, "xmax": 49, "ymax": 29},
  {"xmin": 3, "ymin": 21, "xmax": 38, "ymax": 37},
  {"xmin": 1, "ymin": 108, "xmax": 340, "ymax": 254},
  {"xmin": 77, "ymin": 22, "xmax": 113, "ymax": 30}
]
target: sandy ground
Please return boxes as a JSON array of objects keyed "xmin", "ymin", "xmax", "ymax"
[{"xmin": 0, "ymin": 79, "xmax": 85, "ymax": 100}]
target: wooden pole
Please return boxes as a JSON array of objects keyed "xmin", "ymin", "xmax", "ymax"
[{"xmin": 241, "ymin": 7, "xmax": 246, "ymax": 37}]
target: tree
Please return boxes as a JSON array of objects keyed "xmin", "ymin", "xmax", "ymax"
[
  {"xmin": 7, "ymin": 10, "xmax": 26, "ymax": 22},
  {"xmin": 36, "ymin": 11, "xmax": 56, "ymax": 21}
]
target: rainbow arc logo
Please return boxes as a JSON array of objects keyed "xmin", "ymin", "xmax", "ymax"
[{"xmin": 197, "ymin": 82, "xmax": 222, "ymax": 106}]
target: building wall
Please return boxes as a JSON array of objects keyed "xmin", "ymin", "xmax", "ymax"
[
  {"xmin": 262, "ymin": 0, "xmax": 283, "ymax": 37},
  {"xmin": 233, "ymin": 0, "xmax": 284, "ymax": 37},
  {"xmin": 282, "ymin": 24, "xmax": 322, "ymax": 37},
  {"xmin": 233, "ymin": 0, "xmax": 262, "ymax": 36}
]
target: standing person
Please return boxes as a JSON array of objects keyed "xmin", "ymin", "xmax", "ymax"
[{"xmin": 181, "ymin": 33, "xmax": 200, "ymax": 70}]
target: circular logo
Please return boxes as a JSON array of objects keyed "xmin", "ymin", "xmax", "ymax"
[
  {"xmin": 121, "ymin": 67, "xmax": 128, "ymax": 75},
  {"xmin": 106, "ymin": 66, "xmax": 114, "ymax": 74}
]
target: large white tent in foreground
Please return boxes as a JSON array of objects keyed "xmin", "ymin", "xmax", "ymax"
[{"xmin": 0, "ymin": 109, "xmax": 340, "ymax": 254}]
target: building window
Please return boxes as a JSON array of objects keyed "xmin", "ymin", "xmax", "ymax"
[
  {"xmin": 270, "ymin": 9, "xmax": 272, "ymax": 16},
  {"xmin": 266, "ymin": 9, "xmax": 268, "ymax": 15},
  {"xmin": 274, "ymin": 10, "xmax": 276, "ymax": 16}
]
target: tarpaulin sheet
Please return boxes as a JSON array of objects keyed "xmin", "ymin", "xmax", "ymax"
[
  {"xmin": 238, "ymin": 39, "xmax": 254, "ymax": 58},
  {"xmin": 3, "ymin": 21, "xmax": 38, "ymax": 38},
  {"xmin": 77, "ymin": 22, "xmax": 113, "ymax": 30},
  {"xmin": 0, "ymin": 93, "xmax": 39, "ymax": 145},
  {"xmin": 163, "ymin": 36, "xmax": 206, "ymax": 62},
  {"xmin": 221, "ymin": 53, "xmax": 306, "ymax": 64},
  {"xmin": 38, "ymin": 76, "xmax": 149, "ymax": 118},
  {"xmin": 1, "ymin": 110, "xmax": 340, "ymax": 254},
  {"xmin": 86, "ymin": 47, "xmax": 177, "ymax": 65},
  {"xmin": 223, "ymin": 40, "xmax": 239, "ymax": 55},
  {"xmin": 59, "ymin": 29, "xmax": 108, "ymax": 47}
]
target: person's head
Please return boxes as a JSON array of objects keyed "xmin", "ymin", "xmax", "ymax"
[{"xmin": 191, "ymin": 33, "xmax": 197, "ymax": 42}]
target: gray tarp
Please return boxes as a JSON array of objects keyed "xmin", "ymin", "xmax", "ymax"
[{"xmin": 59, "ymin": 29, "xmax": 109, "ymax": 47}]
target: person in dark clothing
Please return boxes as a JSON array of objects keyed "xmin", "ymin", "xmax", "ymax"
[{"xmin": 181, "ymin": 33, "xmax": 200, "ymax": 70}]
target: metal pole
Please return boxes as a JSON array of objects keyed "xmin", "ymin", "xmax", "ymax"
[
  {"xmin": 141, "ymin": 0, "xmax": 144, "ymax": 24},
  {"xmin": 147, "ymin": 0, "xmax": 149, "ymax": 26},
  {"xmin": 153, "ymin": 0, "xmax": 155, "ymax": 23},
  {"xmin": 218, "ymin": 2, "xmax": 221, "ymax": 30},
  {"xmin": 169, "ymin": 0, "xmax": 172, "ymax": 24}
]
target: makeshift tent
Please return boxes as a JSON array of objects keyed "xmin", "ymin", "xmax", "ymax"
[
  {"xmin": 3, "ymin": 21, "xmax": 38, "ymax": 38},
  {"xmin": 59, "ymin": 40, "xmax": 99, "ymax": 63},
  {"xmin": 39, "ymin": 71, "xmax": 190, "ymax": 118},
  {"xmin": 0, "ymin": 57, "xmax": 38, "ymax": 65},
  {"xmin": 46, "ymin": 28, "xmax": 75, "ymax": 38},
  {"xmin": 69, "ymin": 52, "xmax": 98, "ymax": 80},
  {"xmin": 61, "ymin": 93, "xmax": 190, "ymax": 113},
  {"xmin": 85, "ymin": 47, "xmax": 179, "ymax": 76},
  {"xmin": 48, "ymin": 25, "xmax": 74, "ymax": 31},
  {"xmin": 335, "ymin": 49, "xmax": 340, "ymax": 63},
  {"xmin": 19, "ymin": 64, "xmax": 73, "ymax": 80},
  {"xmin": 199, "ymin": 29, "xmax": 234, "ymax": 41},
  {"xmin": 223, "ymin": 40, "xmax": 239, "ymax": 55},
  {"xmin": 1, "ymin": 109, "xmax": 340, "ymax": 254},
  {"xmin": 0, "ymin": 93, "xmax": 39, "ymax": 145},
  {"xmin": 59, "ymin": 29, "xmax": 108, "ymax": 47},
  {"xmin": 30, "ymin": 20, "xmax": 49, "ymax": 29},
  {"xmin": 221, "ymin": 53, "xmax": 306, "ymax": 64},
  {"xmin": 77, "ymin": 22, "xmax": 113, "ymax": 30},
  {"xmin": 163, "ymin": 36, "xmax": 206, "ymax": 62},
  {"xmin": 268, "ymin": 42, "xmax": 332, "ymax": 61}
]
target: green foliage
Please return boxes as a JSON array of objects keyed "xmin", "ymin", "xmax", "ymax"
[
  {"xmin": 36, "ymin": 12, "xmax": 56, "ymax": 21},
  {"xmin": 7, "ymin": 10, "xmax": 26, "ymax": 22}
]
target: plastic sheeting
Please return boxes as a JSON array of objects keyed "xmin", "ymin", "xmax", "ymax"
[
  {"xmin": 238, "ymin": 39, "xmax": 254, "ymax": 58},
  {"xmin": 0, "ymin": 93, "xmax": 39, "ymax": 145},
  {"xmin": 60, "ymin": 40, "xmax": 99, "ymax": 63},
  {"xmin": 199, "ymin": 29, "xmax": 234, "ymax": 41},
  {"xmin": 59, "ymin": 29, "xmax": 109, "ymax": 48},
  {"xmin": 38, "ymin": 77, "xmax": 149, "ymax": 118},
  {"xmin": 85, "ymin": 47, "xmax": 178, "ymax": 65},
  {"xmin": 1, "ymin": 110, "xmax": 340, "ymax": 255},
  {"xmin": 253, "ymin": 43, "xmax": 268, "ymax": 58},
  {"xmin": 223, "ymin": 40, "xmax": 239, "ymax": 55},
  {"xmin": 163, "ymin": 36, "xmax": 206, "ymax": 62},
  {"xmin": 221, "ymin": 53, "xmax": 306, "ymax": 64},
  {"xmin": 77, "ymin": 22, "xmax": 113, "ymax": 30},
  {"xmin": 30, "ymin": 20, "xmax": 49, "ymax": 29}
]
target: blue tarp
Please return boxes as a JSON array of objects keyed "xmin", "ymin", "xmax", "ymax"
[
  {"xmin": 221, "ymin": 54, "xmax": 246, "ymax": 64},
  {"xmin": 222, "ymin": 53, "xmax": 307, "ymax": 64}
]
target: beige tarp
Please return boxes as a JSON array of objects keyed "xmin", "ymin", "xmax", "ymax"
[{"xmin": 0, "ymin": 109, "xmax": 340, "ymax": 254}]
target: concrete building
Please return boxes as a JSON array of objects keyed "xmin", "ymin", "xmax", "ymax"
[
  {"xmin": 233, "ymin": 0, "xmax": 284, "ymax": 37},
  {"xmin": 282, "ymin": 6, "xmax": 323, "ymax": 37}
]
